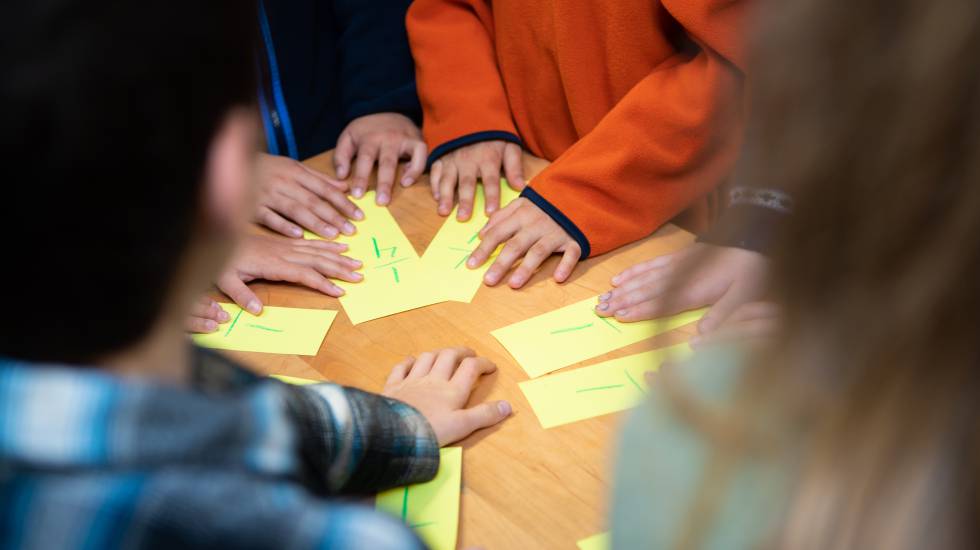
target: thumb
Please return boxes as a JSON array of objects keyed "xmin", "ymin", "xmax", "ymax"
[
  {"xmin": 448, "ymin": 401, "xmax": 512, "ymax": 443},
  {"xmin": 698, "ymin": 285, "xmax": 744, "ymax": 335},
  {"xmin": 217, "ymin": 274, "xmax": 263, "ymax": 315}
]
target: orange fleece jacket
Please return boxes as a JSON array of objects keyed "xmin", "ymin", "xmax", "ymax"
[{"xmin": 407, "ymin": 1, "xmax": 746, "ymax": 257}]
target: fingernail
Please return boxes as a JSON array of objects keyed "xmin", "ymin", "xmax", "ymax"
[
  {"xmin": 322, "ymin": 226, "xmax": 338, "ymax": 238},
  {"xmin": 352, "ymin": 187, "xmax": 364, "ymax": 198},
  {"xmin": 218, "ymin": 309, "xmax": 231, "ymax": 322},
  {"xmin": 351, "ymin": 258, "xmax": 363, "ymax": 267},
  {"xmin": 599, "ymin": 292, "xmax": 611, "ymax": 301},
  {"xmin": 333, "ymin": 286, "xmax": 346, "ymax": 296},
  {"xmin": 246, "ymin": 300, "xmax": 262, "ymax": 314},
  {"xmin": 615, "ymin": 310, "xmax": 627, "ymax": 317},
  {"xmin": 484, "ymin": 271, "xmax": 498, "ymax": 284},
  {"xmin": 401, "ymin": 176, "xmax": 412, "ymax": 187},
  {"xmin": 354, "ymin": 208, "xmax": 364, "ymax": 220},
  {"xmin": 291, "ymin": 227, "xmax": 303, "ymax": 238},
  {"xmin": 611, "ymin": 275, "xmax": 621, "ymax": 285},
  {"xmin": 352, "ymin": 272, "xmax": 363, "ymax": 281},
  {"xmin": 597, "ymin": 302, "xmax": 609, "ymax": 311},
  {"xmin": 467, "ymin": 257, "xmax": 478, "ymax": 268},
  {"xmin": 342, "ymin": 222, "xmax": 356, "ymax": 235},
  {"xmin": 204, "ymin": 320, "xmax": 217, "ymax": 332},
  {"xmin": 497, "ymin": 401, "xmax": 512, "ymax": 416},
  {"xmin": 508, "ymin": 274, "xmax": 524, "ymax": 287},
  {"xmin": 338, "ymin": 167, "xmax": 348, "ymax": 178},
  {"xmin": 377, "ymin": 192, "xmax": 389, "ymax": 205}
]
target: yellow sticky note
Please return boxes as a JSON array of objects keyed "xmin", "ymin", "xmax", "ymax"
[
  {"xmin": 520, "ymin": 345, "xmax": 691, "ymax": 428},
  {"xmin": 420, "ymin": 182, "xmax": 522, "ymax": 303},
  {"xmin": 192, "ymin": 304, "xmax": 336, "ymax": 356},
  {"xmin": 269, "ymin": 374, "xmax": 322, "ymax": 385},
  {"xmin": 577, "ymin": 532, "xmax": 610, "ymax": 550},
  {"xmin": 306, "ymin": 190, "xmax": 447, "ymax": 324},
  {"xmin": 377, "ymin": 447, "xmax": 462, "ymax": 550},
  {"xmin": 491, "ymin": 297, "xmax": 705, "ymax": 378}
]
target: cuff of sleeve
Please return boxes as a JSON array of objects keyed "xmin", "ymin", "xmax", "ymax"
[
  {"xmin": 427, "ymin": 130, "xmax": 523, "ymax": 170},
  {"xmin": 520, "ymin": 186, "xmax": 592, "ymax": 259}
]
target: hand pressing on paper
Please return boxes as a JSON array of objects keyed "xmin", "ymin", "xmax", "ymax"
[
  {"xmin": 333, "ymin": 113, "xmax": 427, "ymax": 205},
  {"xmin": 217, "ymin": 234, "xmax": 363, "ymax": 315},
  {"xmin": 466, "ymin": 197, "xmax": 581, "ymax": 289},
  {"xmin": 430, "ymin": 140, "xmax": 526, "ymax": 220},
  {"xmin": 383, "ymin": 347, "xmax": 512, "ymax": 445},
  {"xmin": 255, "ymin": 152, "xmax": 363, "ymax": 239},
  {"xmin": 185, "ymin": 296, "xmax": 231, "ymax": 333},
  {"xmin": 596, "ymin": 243, "xmax": 770, "ymax": 334}
]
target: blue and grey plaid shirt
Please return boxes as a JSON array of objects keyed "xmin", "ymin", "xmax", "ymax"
[{"xmin": 0, "ymin": 348, "xmax": 439, "ymax": 549}]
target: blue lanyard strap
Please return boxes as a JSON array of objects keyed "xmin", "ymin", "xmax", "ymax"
[{"xmin": 257, "ymin": 0, "xmax": 299, "ymax": 159}]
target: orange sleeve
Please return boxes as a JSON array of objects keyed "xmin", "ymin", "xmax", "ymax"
[
  {"xmin": 523, "ymin": 1, "xmax": 746, "ymax": 258},
  {"xmin": 406, "ymin": 0, "xmax": 520, "ymax": 166}
]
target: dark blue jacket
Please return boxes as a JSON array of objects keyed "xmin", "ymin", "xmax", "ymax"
[{"xmin": 258, "ymin": 0, "xmax": 421, "ymax": 160}]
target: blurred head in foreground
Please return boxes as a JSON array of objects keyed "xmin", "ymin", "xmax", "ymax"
[
  {"xmin": 0, "ymin": 1, "xmax": 258, "ymax": 365},
  {"xmin": 656, "ymin": 0, "xmax": 980, "ymax": 547}
]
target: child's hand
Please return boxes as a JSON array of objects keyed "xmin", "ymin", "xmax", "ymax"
[
  {"xmin": 185, "ymin": 296, "xmax": 231, "ymax": 333},
  {"xmin": 430, "ymin": 140, "xmax": 525, "ymax": 220},
  {"xmin": 466, "ymin": 198, "xmax": 580, "ymax": 289},
  {"xmin": 382, "ymin": 347, "xmax": 512, "ymax": 446},
  {"xmin": 689, "ymin": 301, "xmax": 781, "ymax": 349},
  {"xmin": 596, "ymin": 243, "xmax": 770, "ymax": 333},
  {"xmin": 255, "ymin": 153, "xmax": 363, "ymax": 239},
  {"xmin": 333, "ymin": 113, "xmax": 427, "ymax": 205},
  {"xmin": 216, "ymin": 234, "xmax": 363, "ymax": 314}
]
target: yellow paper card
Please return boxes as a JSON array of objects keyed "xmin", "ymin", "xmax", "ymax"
[
  {"xmin": 491, "ymin": 297, "xmax": 705, "ymax": 378},
  {"xmin": 577, "ymin": 532, "xmax": 610, "ymax": 550},
  {"xmin": 192, "ymin": 304, "xmax": 337, "ymax": 356},
  {"xmin": 306, "ymin": 190, "xmax": 447, "ymax": 324},
  {"xmin": 376, "ymin": 447, "xmax": 462, "ymax": 550},
  {"xmin": 520, "ymin": 345, "xmax": 692, "ymax": 428},
  {"xmin": 420, "ymin": 182, "xmax": 521, "ymax": 303},
  {"xmin": 269, "ymin": 374, "xmax": 321, "ymax": 385}
]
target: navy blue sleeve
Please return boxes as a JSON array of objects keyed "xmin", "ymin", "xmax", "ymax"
[{"xmin": 333, "ymin": 0, "xmax": 422, "ymax": 126}]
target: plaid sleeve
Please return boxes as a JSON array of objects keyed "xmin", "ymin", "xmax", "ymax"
[{"xmin": 279, "ymin": 383, "xmax": 440, "ymax": 495}]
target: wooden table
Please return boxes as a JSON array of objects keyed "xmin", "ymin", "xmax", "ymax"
[{"xmin": 226, "ymin": 151, "xmax": 697, "ymax": 549}]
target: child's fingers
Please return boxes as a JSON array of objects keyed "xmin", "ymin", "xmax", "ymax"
[
  {"xmin": 507, "ymin": 236, "xmax": 557, "ymax": 289},
  {"xmin": 445, "ymin": 401, "xmax": 512, "ymax": 444},
  {"xmin": 430, "ymin": 160, "xmax": 444, "ymax": 200},
  {"xmin": 438, "ymin": 162, "xmax": 458, "ymax": 216},
  {"xmin": 186, "ymin": 315, "xmax": 219, "ymax": 333},
  {"xmin": 406, "ymin": 351, "xmax": 437, "ymax": 378},
  {"xmin": 190, "ymin": 297, "xmax": 227, "ymax": 322},
  {"xmin": 216, "ymin": 274, "xmax": 263, "ymax": 315},
  {"xmin": 502, "ymin": 143, "xmax": 525, "ymax": 188},
  {"xmin": 450, "ymin": 356, "xmax": 497, "ymax": 390},
  {"xmin": 401, "ymin": 141, "xmax": 427, "ymax": 187},
  {"xmin": 333, "ymin": 132, "xmax": 356, "ymax": 180},
  {"xmin": 611, "ymin": 254, "xmax": 674, "ymax": 286},
  {"xmin": 267, "ymin": 262, "xmax": 345, "ymax": 297},
  {"xmin": 269, "ymin": 190, "xmax": 340, "ymax": 239},
  {"xmin": 375, "ymin": 143, "xmax": 400, "ymax": 205},
  {"xmin": 302, "ymin": 163, "xmax": 348, "ymax": 191},
  {"xmin": 480, "ymin": 199, "xmax": 521, "ymax": 236},
  {"xmin": 484, "ymin": 232, "xmax": 535, "ymax": 286},
  {"xmin": 468, "ymin": 215, "xmax": 518, "ymax": 269},
  {"xmin": 295, "ymin": 239, "xmax": 349, "ymax": 253},
  {"xmin": 431, "ymin": 347, "xmax": 476, "ymax": 379},
  {"xmin": 553, "ymin": 244, "xmax": 581, "ymax": 283},
  {"xmin": 385, "ymin": 356, "xmax": 415, "ymax": 386},
  {"xmin": 690, "ymin": 314, "xmax": 779, "ymax": 349},
  {"xmin": 351, "ymin": 145, "xmax": 378, "ymax": 199},
  {"xmin": 257, "ymin": 206, "xmax": 304, "ymax": 239},
  {"xmin": 456, "ymin": 163, "xmax": 478, "ymax": 221},
  {"xmin": 479, "ymin": 163, "xmax": 502, "ymax": 214}
]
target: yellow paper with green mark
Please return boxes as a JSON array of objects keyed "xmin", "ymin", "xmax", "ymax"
[
  {"xmin": 420, "ymin": 182, "xmax": 522, "ymax": 303},
  {"xmin": 577, "ymin": 532, "xmax": 610, "ymax": 550},
  {"xmin": 520, "ymin": 345, "xmax": 691, "ymax": 428},
  {"xmin": 192, "ymin": 304, "xmax": 337, "ymax": 356},
  {"xmin": 306, "ymin": 190, "xmax": 447, "ymax": 324},
  {"xmin": 269, "ymin": 374, "xmax": 322, "ymax": 385},
  {"xmin": 491, "ymin": 297, "xmax": 705, "ymax": 377},
  {"xmin": 376, "ymin": 447, "xmax": 462, "ymax": 550}
]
